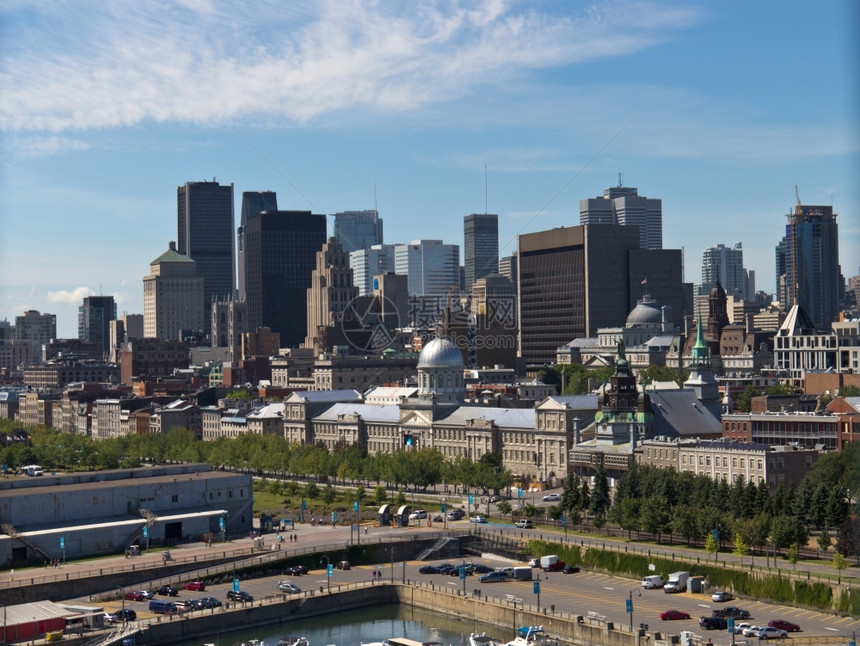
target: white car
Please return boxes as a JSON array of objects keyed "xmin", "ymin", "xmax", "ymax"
[
  {"xmin": 542, "ymin": 493, "xmax": 561, "ymax": 502},
  {"xmin": 469, "ymin": 514, "xmax": 486, "ymax": 523},
  {"xmin": 711, "ymin": 590, "xmax": 734, "ymax": 602},
  {"xmin": 742, "ymin": 626, "xmax": 761, "ymax": 637},
  {"xmin": 733, "ymin": 623, "xmax": 752, "ymax": 635},
  {"xmin": 408, "ymin": 509, "xmax": 428, "ymax": 520},
  {"xmin": 756, "ymin": 627, "xmax": 787, "ymax": 640}
]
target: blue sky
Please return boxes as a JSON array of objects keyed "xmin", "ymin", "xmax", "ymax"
[{"xmin": 1, "ymin": 0, "xmax": 857, "ymax": 339}]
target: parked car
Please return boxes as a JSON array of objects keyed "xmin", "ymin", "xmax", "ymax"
[
  {"xmin": 542, "ymin": 493, "xmax": 561, "ymax": 502},
  {"xmin": 742, "ymin": 626, "xmax": 762, "ymax": 637},
  {"xmin": 446, "ymin": 509, "xmax": 466, "ymax": 520},
  {"xmin": 469, "ymin": 514, "xmax": 486, "ymax": 523},
  {"xmin": 227, "ymin": 590, "xmax": 254, "ymax": 602},
  {"xmin": 562, "ymin": 564, "xmax": 580, "ymax": 574},
  {"xmin": 733, "ymin": 623, "xmax": 753, "ymax": 635},
  {"xmin": 660, "ymin": 609, "xmax": 691, "ymax": 621},
  {"xmin": 156, "ymin": 585, "xmax": 178, "ymax": 597},
  {"xmin": 408, "ymin": 509, "xmax": 428, "ymax": 520},
  {"xmin": 199, "ymin": 597, "xmax": 222, "ymax": 609},
  {"xmin": 479, "ymin": 571, "xmax": 510, "ymax": 583},
  {"xmin": 711, "ymin": 590, "xmax": 734, "ymax": 602},
  {"xmin": 432, "ymin": 513, "xmax": 444, "ymax": 522},
  {"xmin": 113, "ymin": 608, "xmax": 137, "ymax": 622},
  {"xmin": 472, "ymin": 564, "xmax": 493, "ymax": 573},
  {"xmin": 699, "ymin": 616, "xmax": 727, "ymax": 630},
  {"xmin": 756, "ymin": 626, "xmax": 788, "ymax": 640},
  {"xmin": 515, "ymin": 519, "xmax": 533, "ymax": 529},
  {"xmin": 335, "ymin": 560, "xmax": 351, "ymax": 570},
  {"xmin": 123, "ymin": 590, "xmax": 148, "ymax": 601},
  {"xmin": 713, "ymin": 606, "xmax": 750, "ymax": 619},
  {"xmin": 768, "ymin": 620, "xmax": 800, "ymax": 632},
  {"xmin": 284, "ymin": 565, "xmax": 306, "ymax": 576},
  {"xmin": 528, "ymin": 558, "xmax": 540, "ymax": 567},
  {"xmin": 278, "ymin": 581, "xmax": 302, "ymax": 593},
  {"xmin": 183, "ymin": 581, "xmax": 206, "ymax": 592},
  {"xmin": 419, "ymin": 565, "xmax": 440, "ymax": 574}
]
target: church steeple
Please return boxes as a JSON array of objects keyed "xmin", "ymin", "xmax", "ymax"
[{"xmin": 691, "ymin": 317, "xmax": 710, "ymax": 368}]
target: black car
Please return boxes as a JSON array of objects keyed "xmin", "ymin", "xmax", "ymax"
[
  {"xmin": 472, "ymin": 564, "xmax": 493, "ymax": 573},
  {"xmin": 700, "ymin": 616, "xmax": 727, "ymax": 630},
  {"xmin": 111, "ymin": 608, "xmax": 137, "ymax": 622},
  {"xmin": 156, "ymin": 585, "xmax": 178, "ymax": 597},
  {"xmin": 199, "ymin": 597, "xmax": 222, "ymax": 609},
  {"xmin": 227, "ymin": 590, "xmax": 254, "ymax": 602},
  {"xmin": 712, "ymin": 607, "xmax": 750, "ymax": 620},
  {"xmin": 562, "ymin": 564, "xmax": 580, "ymax": 574},
  {"xmin": 285, "ymin": 565, "xmax": 306, "ymax": 576},
  {"xmin": 419, "ymin": 565, "xmax": 440, "ymax": 574},
  {"xmin": 185, "ymin": 599, "xmax": 205, "ymax": 611}
]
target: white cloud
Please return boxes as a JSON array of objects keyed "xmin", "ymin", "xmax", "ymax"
[
  {"xmin": 46, "ymin": 287, "xmax": 95, "ymax": 305},
  {"xmin": 0, "ymin": 1, "xmax": 702, "ymax": 134}
]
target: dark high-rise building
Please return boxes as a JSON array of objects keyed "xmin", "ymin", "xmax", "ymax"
[
  {"xmin": 517, "ymin": 224, "xmax": 683, "ymax": 366},
  {"xmin": 244, "ymin": 210, "xmax": 327, "ymax": 349},
  {"xmin": 177, "ymin": 180, "xmax": 235, "ymax": 336},
  {"xmin": 580, "ymin": 180, "xmax": 662, "ymax": 249},
  {"xmin": 333, "ymin": 210, "xmax": 383, "ymax": 253},
  {"xmin": 780, "ymin": 203, "xmax": 842, "ymax": 331},
  {"xmin": 238, "ymin": 191, "xmax": 278, "ymax": 300},
  {"xmin": 464, "ymin": 213, "xmax": 499, "ymax": 292},
  {"xmin": 78, "ymin": 295, "xmax": 116, "ymax": 358}
]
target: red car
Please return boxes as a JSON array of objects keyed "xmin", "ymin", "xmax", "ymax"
[
  {"xmin": 768, "ymin": 620, "xmax": 800, "ymax": 632},
  {"xmin": 123, "ymin": 590, "xmax": 147, "ymax": 601},
  {"xmin": 661, "ymin": 609, "xmax": 691, "ymax": 621},
  {"xmin": 183, "ymin": 581, "xmax": 206, "ymax": 591}
]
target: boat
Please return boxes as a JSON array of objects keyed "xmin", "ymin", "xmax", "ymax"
[
  {"xmin": 469, "ymin": 633, "xmax": 501, "ymax": 646},
  {"xmin": 278, "ymin": 638, "xmax": 309, "ymax": 646},
  {"xmin": 504, "ymin": 627, "xmax": 557, "ymax": 646}
]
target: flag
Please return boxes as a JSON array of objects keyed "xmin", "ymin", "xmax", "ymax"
[{"xmin": 641, "ymin": 278, "xmax": 647, "ymax": 285}]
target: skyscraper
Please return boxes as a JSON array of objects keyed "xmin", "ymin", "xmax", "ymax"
[
  {"xmin": 350, "ymin": 244, "xmax": 396, "ymax": 295},
  {"xmin": 14, "ymin": 310, "xmax": 56, "ymax": 365},
  {"xmin": 78, "ymin": 296, "xmax": 116, "ymax": 358},
  {"xmin": 143, "ymin": 242, "xmax": 204, "ymax": 341},
  {"xmin": 394, "ymin": 240, "xmax": 460, "ymax": 297},
  {"xmin": 177, "ymin": 180, "xmax": 235, "ymax": 336},
  {"xmin": 517, "ymin": 224, "xmax": 683, "ymax": 365},
  {"xmin": 304, "ymin": 238, "xmax": 359, "ymax": 352},
  {"xmin": 463, "ymin": 213, "xmax": 499, "ymax": 292},
  {"xmin": 780, "ymin": 203, "xmax": 842, "ymax": 331},
  {"xmin": 333, "ymin": 210, "xmax": 383, "ymax": 253},
  {"xmin": 580, "ymin": 180, "xmax": 662, "ymax": 249},
  {"xmin": 699, "ymin": 243, "xmax": 747, "ymax": 299},
  {"xmin": 237, "ymin": 191, "xmax": 278, "ymax": 300},
  {"xmin": 244, "ymin": 210, "xmax": 327, "ymax": 349}
]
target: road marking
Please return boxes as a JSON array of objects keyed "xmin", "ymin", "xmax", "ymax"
[
  {"xmin": 603, "ymin": 586, "xmax": 615, "ymax": 590},
  {"xmin": 825, "ymin": 627, "xmax": 840, "ymax": 631}
]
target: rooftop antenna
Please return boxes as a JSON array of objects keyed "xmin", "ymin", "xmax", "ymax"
[
  {"xmin": 374, "ymin": 183, "xmax": 378, "ymax": 214},
  {"xmin": 484, "ymin": 164, "xmax": 488, "ymax": 215},
  {"xmin": 618, "ymin": 172, "xmax": 623, "ymax": 187}
]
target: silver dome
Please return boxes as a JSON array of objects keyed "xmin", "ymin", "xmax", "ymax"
[
  {"xmin": 417, "ymin": 337, "xmax": 464, "ymax": 369},
  {"xmin": 625, "ymin": 298, "xmax": 661, "ymax": 327}
]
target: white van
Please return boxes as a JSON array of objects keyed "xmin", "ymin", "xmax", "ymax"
[
  {"xmin": 23, "ymin": 465, "xmax": 44, "ymax": 477},
  {"xmin": 642, "ymin": 575, "xmax": 665, "ymax": 589}
]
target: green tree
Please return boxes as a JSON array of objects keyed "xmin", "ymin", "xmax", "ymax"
[
  {"xmin": 589, "ymin": 464, "xmax": 611, "ymax": 517},
  {"xmin": 836, "ymin": 516, "xmax": 856, "ymax": 557},
  {"xmin": 671, "ymin": 504, "xmax": 700, "ymax": 545},
  {"xmin": 832, "ymin": 552, "xmax": 848, "ymax": 577},
  {"xmin": 735, "ymin": 384, "xmax": 760, "ymax": 413},
  {"xmin": 304, "ymin": 482, "xmax": 319, "ymax": 499},
  {"xmin": 497, "ymin": 500, "xmax": 512, "ymax": 519},
  {"xmin": 641, "ymin": 496, "xmax": 670, "ymax": 542},
  {"xmin": 817, "ymin": 529, "xmax": 832, "ymax": 554},
  {"xmin": 705, "ymin": 531, "xmax": 719, "ymax": 563},
  {"xmin": 322, "ymin": 484, "xmax": 337, "ymax": 505},
  {"xmin": 638, "ymin": 364, "xmax": 689, "ymax": 387},
  {"xmin": 522, "ymin": 503, "xmax": 538, "ymax": 518},
  {"xmin": 374, "ymin": 485, "xmax": 388, "ymax": 505},
  {"xmin": 787, "ymin": 543, "xmax": 800, "ymax": 569},
  {"xmin": 838, "ymin": 384, "xmax": 860, "ymax": 397},
  {"xmin": 732, "ymin": 531, "xmax": 748, "ymax": 565}
]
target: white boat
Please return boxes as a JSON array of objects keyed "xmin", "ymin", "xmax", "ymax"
[
  {"xmin": 469, "ymin": 633, "xmax": 501, "ymax": 646},
  {"xmin": 278, "ymin": 638, "xmax": 309, "ymax": 646},
  {"xmin": 504, "ymin": 626, "xmax": 556, "ymax": 646}
]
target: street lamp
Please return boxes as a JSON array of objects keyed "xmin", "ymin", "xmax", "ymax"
[{"xmin": 116, "ymin": 586, "xmax": 125, "ymax": 626}]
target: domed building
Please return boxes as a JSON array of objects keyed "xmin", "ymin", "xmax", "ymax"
[{"xmin": 416, "ymin": 336, "xmax": 465, "ymax": 404}]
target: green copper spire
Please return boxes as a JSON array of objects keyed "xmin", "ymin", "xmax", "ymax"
[{"xmin": 691, "ymin": 317, "xmax": 709, "ymax": 366}]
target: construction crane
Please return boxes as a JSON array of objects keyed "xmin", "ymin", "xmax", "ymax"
[{"xmin": 794, "ymin": 184, "xmax": 803, "ymax": 216}]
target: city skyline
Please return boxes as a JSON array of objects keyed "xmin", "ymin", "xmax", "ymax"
[{"xmin": 1, "ymin": 1, "xmax": 857, "ymax": 338}]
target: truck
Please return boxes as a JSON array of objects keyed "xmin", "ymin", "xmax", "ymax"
[
  {"xmin": 642, "ymin": 575, "xmax": 665, "ymax": 589},
  {"xmin": 663, "ymin": 571, "xmax": 690, "ymax": 593},
  {"xmin": 23, "ymin": 464, "xmax": 44, "ymax": 476},
  {"xmin": 540, "ymin": 555, "xmax": 566, "ymax": 572},
  {"xmin": 513, "ymin": 566, "xmax": 533, "ymax": 581}
]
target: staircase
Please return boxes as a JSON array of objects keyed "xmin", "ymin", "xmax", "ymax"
[{"xmin": 415, "ymin": 537, "xmax": 460, "ymax": 561}]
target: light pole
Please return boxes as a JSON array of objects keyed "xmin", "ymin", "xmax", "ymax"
[
  {"xmin": 1, "ymin": 601, "xmax": 6, "ymax": 646},
  {"xmin": 116, "ymin": 586, "xmax": 125, "ymax": 626},
  {"xmin": 627, "ymin": 589, "xmax": 634, "ymax": 631}
]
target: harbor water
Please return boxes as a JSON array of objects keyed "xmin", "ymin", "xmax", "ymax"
[{"xmin": 171, "ymin": 603, "xmax": 501, "ymax": 646}]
